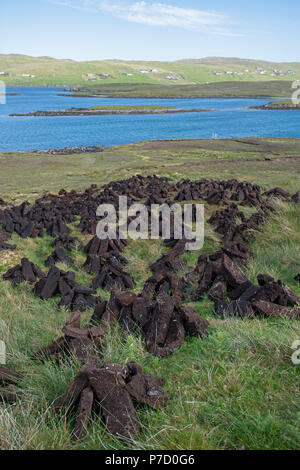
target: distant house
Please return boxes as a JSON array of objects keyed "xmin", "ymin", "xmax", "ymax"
[
  {"xmin": 150, "ymin": 68, "xmax": 158, "ymax": 73},
  {"xmin": 165, "ymin": 75, "xmax": 177, "ymax": 80},
  {"xmin": 86, "ymin": 73, "xmax": 97, "ymax": 79},
  {"xmin": 22, "ymin": 73, "xmax": 31, "ymax": 77}
]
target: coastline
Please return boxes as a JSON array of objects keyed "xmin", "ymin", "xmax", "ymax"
[
  {"xmin": 58, "ymin": 92, "xmax": 287, "ymax": 100},
  {"xmin": 3, "ymin": 137, "xmax": 300, "ymax": 155},
  {"xmin": 10, "ymin": 108, "xmax": 212, "ymax": 117},
  {"xmin": 250, "ymin": 105, "xmax": 300, "ymax": 110}
]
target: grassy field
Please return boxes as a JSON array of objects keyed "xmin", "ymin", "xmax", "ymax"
[
  {"xmin": 90, "ymin": 105, "xmax": 175, "ymax": 110},
  {"xmin": 262, "ymin": 99, "xmax": 300, "ymax": 109},
  {"xmin": 63, "ymin": 81, "xmax": 295, "ymax": 98},
  {"xmin": 11, "ymin": 105, "xmax": 199, "ymax": 117},
  {"xmin": 1, "ymin": 54, "xmax": 300, "ymax": 88},
  {"xmin": 0, "ymin": 138, "xmax": 300, "ymax": 450}
]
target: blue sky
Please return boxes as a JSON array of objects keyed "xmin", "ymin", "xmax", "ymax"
[{"xmin": 1, "ymin": 0, "xmax": 299, "ymax": 61}]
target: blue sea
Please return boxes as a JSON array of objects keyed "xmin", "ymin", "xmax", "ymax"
[{"xmin": 0, "ymin": 86, "xmax": 299, "ymax": 152}]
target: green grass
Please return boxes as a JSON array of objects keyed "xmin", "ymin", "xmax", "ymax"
[
  {"xmin": 263, "ymin": 99, "xmax": 300, "ymax": 108},
  {"xmin": 0, "ymin": 138, "xmax": 300, "ymax": 449},
  {"xmin": 65, "ymin": 81, "xmax": 295, "ymax": 98},
  {"xmin": 89, "ymin": 105, "xmax": 175, "ymax": 111},
  {"xmin": 1, "ymin": 54, "xmax": 300, "ymax": 89}
]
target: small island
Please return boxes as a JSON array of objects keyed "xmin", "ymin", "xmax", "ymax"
[
  {"xmin": 250, "ymin": 99, "xmax": 300, "ymax": 110},
  {"xmin": 10, "ymin": 104, "xmax": 211, "ymax": 117}
]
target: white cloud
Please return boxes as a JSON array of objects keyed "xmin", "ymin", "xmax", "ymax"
[{"xmin": 49, "ymin": 1, "xmax": 241, "ymax": 36}]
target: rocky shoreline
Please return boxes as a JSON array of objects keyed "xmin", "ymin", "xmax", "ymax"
[
  {"xmin": 32, "ymin": 145, "xmax": 105, "ymax": 155},
  {"xmin": 58, "ymin": 92, "xmax": 279, "ymax": 99},
  {"xmin": 10, "ymin": 107, "xmax": 211, "ymax": 117},
  {"xmin": 250, "ymin": 104, "xmax": 300, "ymax": 110}
]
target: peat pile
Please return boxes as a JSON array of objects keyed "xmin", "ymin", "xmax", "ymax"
[
  {"xmin": 51, "ymin": 234, "xmax": 82, "ymax": 251},
  {"xmin": 33, "ymin": 311, "xmax": 103, "ymax": 364},
  {"xmin": 37, "ymin": 145, "xmax": 105, "ymax": 155},
  {"xmin": 1, "ymin": 174, "xmax": 299, "ymax": 441},
  {"xmin": 175, "ymin": 178, "xmax": 299, "ymax": 207},
  {"xmin": 45, "ymin": 247, "xmax": 74, "ymax": 267},
  {"xmin": 215, "ymin": 272, "xmax": 300, "ymax": 319},
  {"xmin": 0, "ymin": 175, "xmax": 297, "ymax": 252},
  {"xmin": 83, "ymin": 236, "xmax": 134, "ymax": 290},
  {"xmin": 55, "ymin": 361, "xmax": 168, "ymax": 440},
  {"xmin": 207, "ymin": 203, "xmax": 269, "ymax": 243},
  {"xmin": 0, "ymin": 240, "xmax": 16, "ymax": 251},
  {"xmin": 3, "ymin": 258, "xmax": 45, "ymax": 287},
  {"xmin": 89, "ymin": 257, "xmax": 209, "ymax": 357},
  {"xmin": 0, "ymin": 366, "xmax": 23, "ymax": 404},
  {"xmin": 175, "ymin": 179, "xmax": 264, "ymax": 206},
  {"xmin": 33, "ymin": 266, "xmax": 101, "ymax": 311},
  {"xmin": 185, "ymin": 246, "xmax": 300, "ymax": 319}
]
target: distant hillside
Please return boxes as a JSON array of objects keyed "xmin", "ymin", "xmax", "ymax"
[
  {"xmin": 0, "ymin": 54, "xmax": 299, "ymax": 87},
  {"xmin": 175, "ymin": 57, "xmax": 300, "ymax": 67},
  {"xmin": 65, "ymin": 81, "xmax": 294, "ymax": 98}
]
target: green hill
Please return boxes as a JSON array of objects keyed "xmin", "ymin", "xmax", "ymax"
[
  {"xmin": 67, "ymin": 81, "xmax": 294, "ymax": 98},
  {"xmin": 1, "ymin": 54, "xmax": 300, "ymax": 87}
]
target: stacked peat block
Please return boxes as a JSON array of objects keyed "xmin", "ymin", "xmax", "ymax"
[
  {"xmin": 207, "ymin": 203, "xmax": 269, "ymax": 244},
  {"xmin": 150, "ymin": 238, "xmax": 187, "ymax": 274},
  {"xmin": 174, "ymin": 178, "xmax": 264, "ymax": 207},
  {"xmin": 0, "ymin": 240, "xmax": 16, "ymax": 251},
  {"xmin": 3, "ymin": 258, "xmax": 45, "ymax": 287},
  {"xmin": 140, "ymin": 272, "xmax": 209, "ymax": 356},
  {"xmin": 32, "ymin": 311, "xmax": 103, "ymax": 364},
  {"xmin": 83, "ymin": 236, "xmax": 135, "ymax": 291},
  {"xmin": 0, "ymin": 366, "xmax": 23, "ymax": 403},
  {"xmin": 45, "ymin": 247, "xmax": 74, "ymax": 267},
  {"xmin": 51, "ymin": 234, "xmax": 82, "ymax": 251},
  {"xmin": 187, "ymin": 248, "xmax": 300, "ymax": 319},
  {"xmin": 88, "ymin": 238, "xmax": 210, "ymax": 357},
  {"xmin": 33, "ymin": 266, "xmax": 101, "ymax": 311},
  {"xmin": 55, "ymin": 361, "xmax": 168, "ymax": 440}
]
